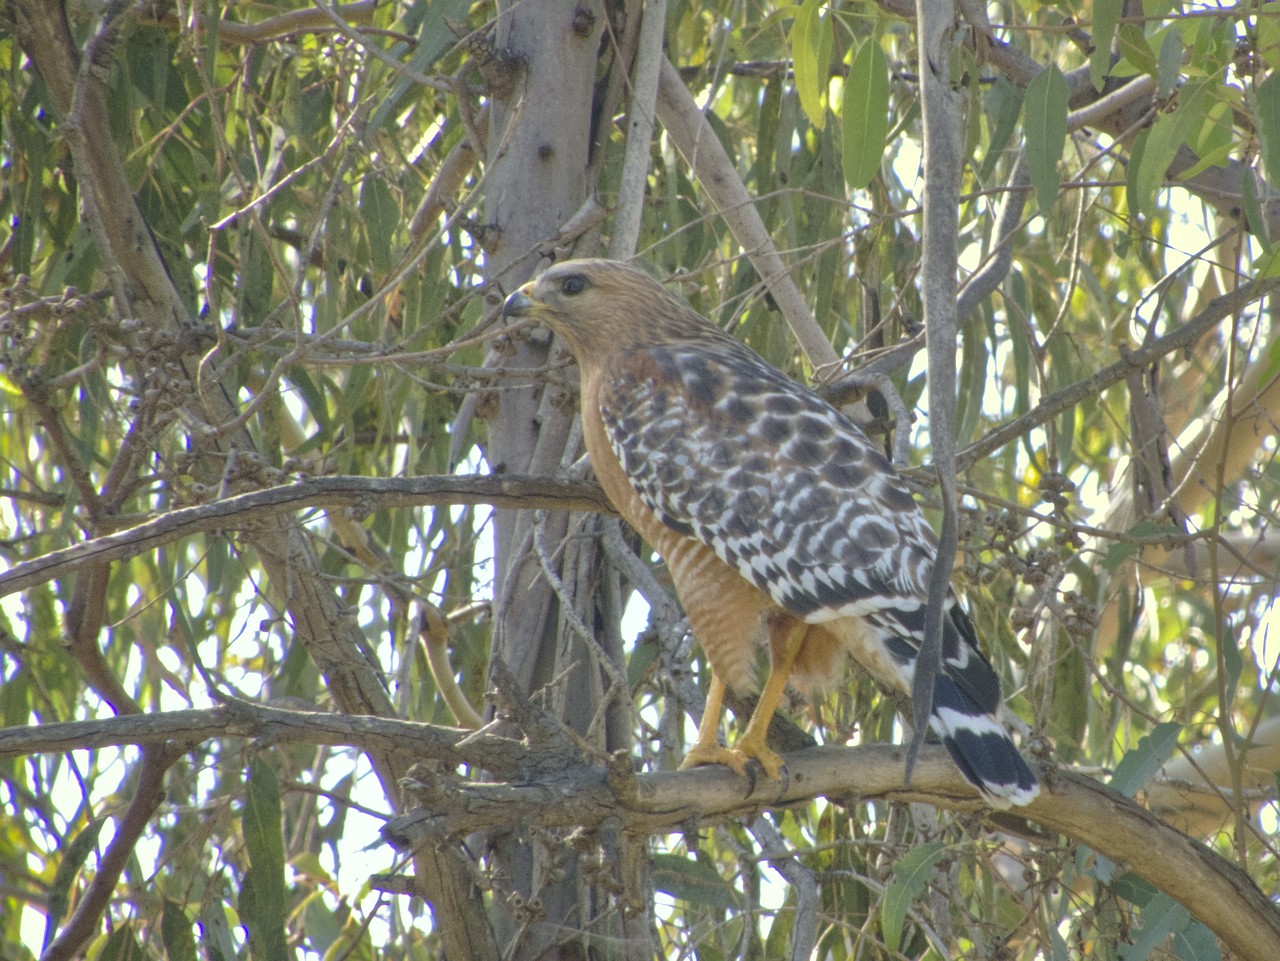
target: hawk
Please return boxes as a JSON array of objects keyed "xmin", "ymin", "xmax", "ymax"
[{"xmin": 503, "ymin": 259, "xmax": 1038, "ymax": 807}]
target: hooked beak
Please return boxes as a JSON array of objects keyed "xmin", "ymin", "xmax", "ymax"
[{"xmin": 502, "ymin": 286, "xmax": 535, "ymax": 320}]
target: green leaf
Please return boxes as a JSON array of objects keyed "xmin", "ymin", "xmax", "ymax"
[
  {"xmin": 245, "ymin": 759, "xmax": 285, "ymax": 874},
  {"xmin": 1220, "ymin": 623, "xmax": 1244, "ymax": 710},
  {"xmin": 1257, "ymin": 72, "xmax": 1280, "ymax": 192},
  {"xmin": 1024, "ymin": 65, "xmax": 1068, "ymax": 213},
  {"xmin": 243, "ymin": 758, "xmax": 290, "ymax": 961},
  {"xmin": 791, "ymin": 0, "xmax": 831, "ymax": 130},
  {"xmin": 1127, "ymin": 106, "xmax": 1190, "ymax": 220},
  {"xmin": 359, "ymin": 176, "xmax": 397, "ymax": 275},
  {"xmin": 98, "ymin": 921, "xmax": 142, "ymax": 961},
  {"xmin": 881, "ymin": 841, "xmax": 946, "ymax": 954},
  {"xmin": 44, "ymin": 817, "xmax": 105, "ymax": 952},
  {"xmin": 1244, "ymin": 164, "xmax": 1273, "ymax": 253},
  {"xmin": 1048, "ymin": 926, "xmax": 1073, "ymax": 961},
  {"xmin": 1157, "ymin": 28, "xmax": 1184, "ymax": 98},
  {"xmin": 1182, "ymin": 91, "xmax": 1234, "ymax": 177},
  {"xmin": 1117, "ymin": 23, "xmax": 1157, "ymax": 76},
  {"xmin": 1257, "ymin": 9, "xmax": 1280, "ymax": 71},
  {"xmin": 1119, "ymin": 892, "xmax": 1189, "ymax": 961},
  {"xmin": 162, "ymin": 901, "xmax": 198, "ymax": 961},
  {"xmin": 200, "ymin": 897, "xmax": 239, "ymax": 961},
  {"xmin": 1114, "ymin": 871, "xmax": 1158, "ymax": 906},
  {"xmin": 1174, "ymin": 919, "xmax": 1223, "ymax": 961},
  {"xmin": 979, "ymin": 78, "xmax": 1025, "ymax": 183},
  {"xmin": 1110, "ymin": 720, "xmax": 1181, "ymax": 797},
  {"xmin": 762, "ymin": 887, "xmax": 797, "ymax": 957},
  {"xmin": 651, "ymin": 853, "xmax": 740, "ymax": 909},
  {"xmin": 1091, "ymin": 0, "xmax": 1123, "ymax": 90},
  {"xmin": 841, "ymin": 38, "xmax": 889, "ymax": 190},
  {"xmin": 627, "ymin": 632, "xmax": 661, "ymax": 692}
]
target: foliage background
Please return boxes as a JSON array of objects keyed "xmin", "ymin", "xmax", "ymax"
[{"xmin": 1, "ymin": 0, "xmax": 1278, "ymax": 959}]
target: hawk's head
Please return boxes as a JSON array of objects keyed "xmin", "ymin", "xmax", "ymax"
[{"xmin": 502, "ymin": 259, "xmax": 707, "ymax": 356}]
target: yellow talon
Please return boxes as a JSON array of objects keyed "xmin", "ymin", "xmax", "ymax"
[
  {"xmin": 679, "ymin": 622, "xmax": 806, "ymax": 782},
  {"xmin": 679, "ymin": 740, "xmax": 787, "ymax": 780}
]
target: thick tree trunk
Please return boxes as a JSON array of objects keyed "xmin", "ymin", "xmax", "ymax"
[{"xmin": 477, "ymin": 2, "xmax": 635, "ymax": 957}]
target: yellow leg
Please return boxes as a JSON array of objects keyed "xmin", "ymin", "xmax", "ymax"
[
  {"xmin": 679, "ymin": 674, "xmax": 748, "ymax": 774},
  {"xmin": 728, "ymin": 621, "xmax": 807, "ymax": 779},
  {"xmin": 679, "ymin": 621, "xmax": 808, "ymax": 780}
]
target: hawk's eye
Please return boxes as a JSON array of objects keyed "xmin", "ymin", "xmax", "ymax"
[{"xmin": 560, "ymin": 274, "xmax": 587, "ymax": 296}]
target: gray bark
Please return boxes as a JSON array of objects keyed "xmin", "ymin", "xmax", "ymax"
[{"xmin": 478, "ymin": 2, "xmax": 638, "ymax": 957}]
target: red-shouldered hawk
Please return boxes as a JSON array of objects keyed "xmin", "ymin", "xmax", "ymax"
[{"xmin": 503, "ymin": 259, "xmax": 1038, "ymax": 807}]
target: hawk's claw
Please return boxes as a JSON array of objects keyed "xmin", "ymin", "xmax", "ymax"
[{"xmin": 679, "ymin": 742, "xmax": 787, "ymax": 785}]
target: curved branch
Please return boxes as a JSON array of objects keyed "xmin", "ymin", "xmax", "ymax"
[
  {"xmin": 0, "ymin": 474, "xmax": 613, "ymax": 598},
  {"xmin": 10, "ymin": 705, "xmax": 1276, "ymax": 961},
  {"xmin": 146, "ymin": 1, "xmax": 380, "ymax": 47}
]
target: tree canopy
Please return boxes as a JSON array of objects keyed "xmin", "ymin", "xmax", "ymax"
[{"xmin": 1, "ymin": 1, "xmax": 1278, "ymax": 959}]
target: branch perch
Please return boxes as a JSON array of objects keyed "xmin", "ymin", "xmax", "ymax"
[{"xmin": 1, "ymin": 703, "xmax": 1273, "ymax": 961}]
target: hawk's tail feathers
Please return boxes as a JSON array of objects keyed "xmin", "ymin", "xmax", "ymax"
[{"xmin": 931, "ymin": 676, "xmax": 1039, "ymax": 808}]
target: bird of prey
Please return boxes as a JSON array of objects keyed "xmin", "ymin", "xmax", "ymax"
[{"xmin": 503, "ymin": 259, "xmax": 1038, "ymax": 807}]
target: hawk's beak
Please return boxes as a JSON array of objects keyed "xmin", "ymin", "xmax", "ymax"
[{"xmin": 502, "ymin": 286, "xmax": 536, "ymax": 320}]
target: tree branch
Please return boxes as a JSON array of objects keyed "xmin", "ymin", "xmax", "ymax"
[
  {"xmin": 608, "ymin": 0, "xmax": 666, "ymax": 260},
  {"xmin": 955, "ymin": 151, "xmax": 1032, "ymax": 323},
  {"xmin": 0, "ymin": 474, "xmax": 612, "ymax": 598},
  {"xmin": 909, "ymin": 0, "xmax": 962, "ymax": 781},
  {"xmin": 953, "ymin": 278, "xmax": 1280, "ymax": 471},
  {"xmin": 654, "ymin": 57, "xmax": 838, "ymax": 369},
  {"xmin": 144, "ymin": 1, "xmax": 381, "ymax": 47},
  {"xmin": 41, "ymin": 744, "xmax": 183, "ymax": 961},
  {"xmin": 8, "ymin": 704, "xmax": 1277, "ymax": 961}
]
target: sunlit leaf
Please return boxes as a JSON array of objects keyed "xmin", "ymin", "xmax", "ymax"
[
  {"xmin": 841, "ymin": 38, "xmax": 889, "ymax": 190},
  {"xmin": 882, "ymin": 842, "xmax": 946, "ymax": 954},
  {"xmin": 652, "ymin": 853, "xmax": 740, "ymax": 909},
  {"xmin": 1024, "ymin": 65, "xmax": 1068, "ymax": 213},
  {"xmin": 1257, "ymin": 72, "xmax": 1280, "ymax": 192},
  {"xmin": 1091, "ymin": 0, "xmax": 1123, "ymax": 89},
  {"xmin": 1111, "ymin": 721, "xmax": 1181, "ymax": 797},
  {"xmin": 791, "ymin": 0, "xmax": 830, "ymax": 129}
]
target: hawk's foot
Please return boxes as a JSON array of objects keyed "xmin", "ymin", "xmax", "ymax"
[{"xmin": 679, "ymin": 739, "xmax": 785, "ymax": 781}]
